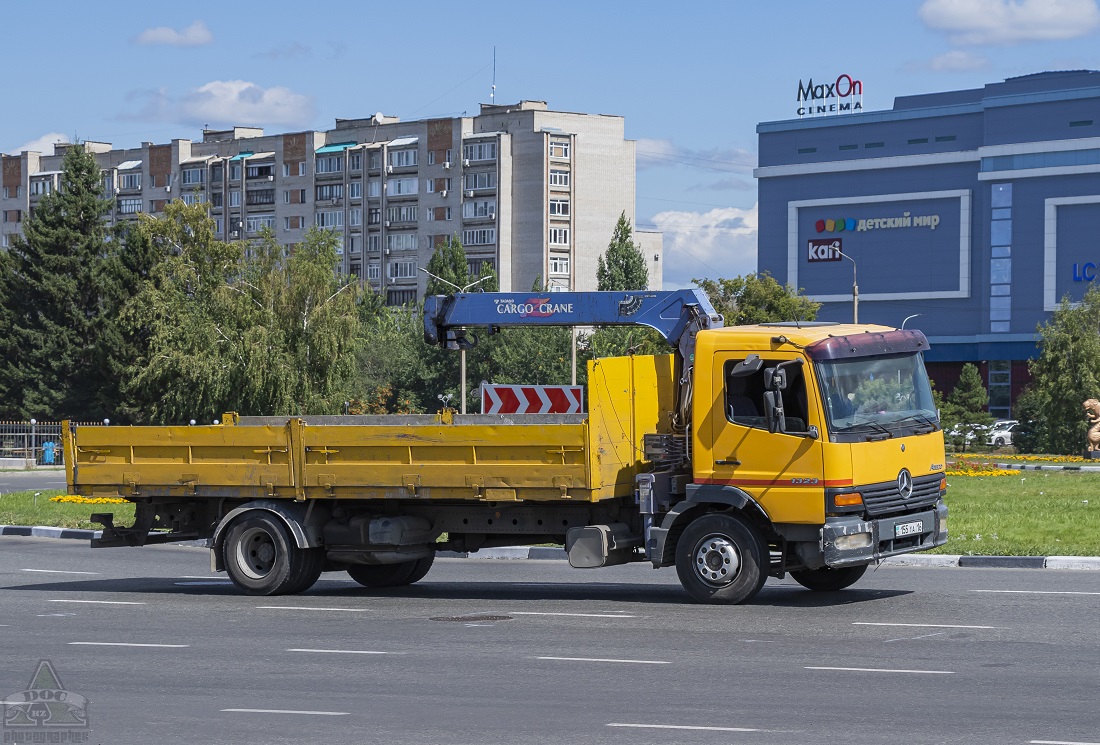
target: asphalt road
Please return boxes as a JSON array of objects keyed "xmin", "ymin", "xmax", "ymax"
[
  {"xmin": 1, "ymin": 538, "xmax": 1098, "ymax": 745},
  {"xmin": 0, "ymin": 468, "xmax": 66, "ymax": 494}
]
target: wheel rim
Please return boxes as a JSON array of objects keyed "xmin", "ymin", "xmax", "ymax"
[
  {"xmin": 235, "ymin": 527, "xmax": 277, "ymax": 580},
  {"xmin": 693, "ymin": 533, "xmax": 741, "ymax": 586}
]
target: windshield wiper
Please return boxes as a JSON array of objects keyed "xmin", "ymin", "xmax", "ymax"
[
  {"xmin": 894, "ymin": 413, "xmax": 939, "ymax": 433},
  {"xmin": 844, "ymin": 417, "xmax": 894, "ymax": 440}
]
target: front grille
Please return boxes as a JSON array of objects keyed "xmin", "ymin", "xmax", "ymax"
[{"xmin": 861, "ymin": 473, "xmax": 943, "ymax": 517}]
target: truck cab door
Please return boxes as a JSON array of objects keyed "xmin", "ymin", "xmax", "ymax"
[{"xmin": 702, "ymin": 352, "xmax": 827, "ymax": 525}]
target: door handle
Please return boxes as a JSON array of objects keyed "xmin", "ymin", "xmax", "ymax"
[{"xmin": 715, "ymin": 458, "xmax": 741, "ymax": 466}]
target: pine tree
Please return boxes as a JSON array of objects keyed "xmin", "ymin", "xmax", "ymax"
[
  {"xmin": 693, "ymin": 272, "xmax": 820, "ymax": 325},
  {"xmin": 0, "ymin": 143, "xmax": 112, "ymax": 420},
  {"xmin": 596, "ymin": 211, "xmax": 648, "ymax": 291}
]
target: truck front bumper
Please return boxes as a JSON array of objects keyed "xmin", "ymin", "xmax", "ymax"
[{"xmin": 822, "ymin": 499, "xmax": 947, "ymax": 567}]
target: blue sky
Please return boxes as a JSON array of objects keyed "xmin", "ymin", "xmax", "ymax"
[{"xmin": 5, "ymin": 0, "xmax": 1100, "ymax": 288}]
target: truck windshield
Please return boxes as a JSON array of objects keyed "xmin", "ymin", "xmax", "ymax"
[{"xmin": 815, "ymin": 352, "xmax": 938, "ymax": 441}]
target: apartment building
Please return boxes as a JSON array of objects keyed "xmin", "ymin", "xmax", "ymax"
[{"xmin": 0, "ymin": 101, "xmax": 662, "ymax": 304}]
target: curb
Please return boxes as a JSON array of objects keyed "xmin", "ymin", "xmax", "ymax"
[
  {"xmin": 4, "ymin": 527, "xmax": 1099, "ymax": 570},
  {"xmin": 1001, "ymin": 463, "xmax": 1100, "ymax": 472}
]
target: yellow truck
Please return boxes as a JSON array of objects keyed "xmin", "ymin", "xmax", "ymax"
[{"xmin": 64, "ymin": 290, "xmax": 947, "ymax": 604}]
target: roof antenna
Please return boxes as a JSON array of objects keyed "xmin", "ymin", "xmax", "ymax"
[{"xmin": 491, "ymin": 46, "xmax": 496, "ymax": 104}]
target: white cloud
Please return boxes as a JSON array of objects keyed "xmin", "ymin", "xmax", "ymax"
[
  {"xmin": 636, "ymin": 138, "xmax": 756, "ymax": 174},
  {"xmin": 180, "ymin": 80, "xmax": 315, "ymax": 128},
  {"xmin": 122, "ymin": 80, "xmax": 316, "ymax": 129},
  {"xmin": 927, "ymin": 50, "xmax": 991, "ymax": 71},
  {"xmin": 9, "ymin": 132, "xmax": 69, "ymax": 155},
  {"xmin": 649, "ymin": 204, "xmax": 758, "ymax": 288},
  {"xmin": 919, "ymin": 0, "xmax": 1100, "ymax": 44},
  {"xmin": 134, "ymin": 20, "xmax": 213, "ymax": 47}
]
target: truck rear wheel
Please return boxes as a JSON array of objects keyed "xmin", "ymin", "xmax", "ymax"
[
  {"xmin": 790, "ymin": 564, "xmax": 868, "ymax": 592},
  {"xmin": 223, "ymin": 512, "xmax": 321, "ymax": 596},
  {"xmin": 675, "ymin": 513, "xmax": 766, "ymax": 605},
  {"xmin": 347, "ymin": 555, "xmax": 434, "ymax": 588}
]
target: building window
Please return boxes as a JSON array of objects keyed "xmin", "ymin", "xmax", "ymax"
[
  {"xmin": 349, "ymin": 208, "xmax": 362, "ymax": 227},
  {"xmin": 908, "ymin": 138, "xmax": 929, "ymax": 145},
  {"xmin": 797, "ymin": 147, "xmax": 817, "ymax": 154},
  {"xmin": 386, "ymin": 177, "xmax": 418, "ymax": 196},
  {"xmin": 182, "ymin": 192, "xmax": 206, "ymax": 206},
  {"xmin": 387, "ymin": 289, "xmax": 417, "ymax": 306},
  {"xmin": 348, "ymin": 234, "xmax": 362, "ymax": 254},
  {"xmin": 349, "ymin": 152, "xmax": 362, "ymax": 171},
  {"xmin": 934, "ymin": 135, "xmax": 957, "ymax": 142},
  {"xmin": 247, "ymin": 189, "xmax": 275, "ymax": 206},
  {"xmin": 283, "ymin": 216, "xmax": 303, "ymax": 231},
  {"xmin": 386, "ymin": 205, "xmax": 418, "ymax": 223},
  {"xmin": 367, "ymin": 262, "xmax": 380, "ymax": 280},
  {"xmin": 210, "ymin": 191, "xmax": 223, "ymax": 208},
  {"xmin": 30, "ymin": 180, "xmax": 53, "ymax": 196},
  {"xmin": 315, "ymin": 210, "xmax": 344, "ymax": 228},
  {"xmin": 839, "ymin": 144, "xmax": 858, "ymax": 151},
  {"xmin": 988, "ymin": 360, "xmax": 1012, "ymax": 419},
  {"xmin": 388, "ymin": 260, "xmax": 417, "ymax": 279},
  {"xmin": 462, "ymin": 199, "xmax": 495, "ymax": 219},
  {"xmin": 182, "ymin": 168, "xmax": 205, "ymax": 185},
  {"xmin": 864, "ymin": 142, "xmax": 885, "ymax": 149},
  {"xmin": 230, "ymin": 164, "xmax": 242, "ymax": 181},
  {"xmin": 229, "ymin": 191, "xmax": 241, "ymax": 207},
  {"xmin": 214, "ymin": 217, "xmax": 223, "ymax": 234},
  {"xmin": 246, "ymin": 215, "xmax": 276, "ymax": 233},
  {"xmin": 368, "ymin": 208, "xmax": 381, "ymax": 225},
  {"xmin": 463, "ymin": 141, "xmax": 497, "ymax": 162},
  {"xmin": 463, "ymin": 172, "xmax": 496, "ymax": 190},
  {"xmin": 316, "ymin": 184, "xmax": 344, "ymax": 201},
  {"xmin": 316, "ymin": 155, "xmax": 343, "ymax": 174},
  {"xmin": 367, "ymin": 234, "xmax": 381, "ymax": 253},
  {"xmin": 369, "ymin": 151, "xmax": 382, "ymax": 170},
  {"xmin": 385, "ymin": 233, "xmax": 417, "ymax": 252},
  {"xmin": 368, "ymin": 178, "xmax": 381, "ymax": 198},
  {"xmin": 463, "ymin": 228, "xmax": 495, "ymax": 246},
  {"xmin": 349, "ymin": 181, "xmax": 362, "ymax": 199},
  {"xmin": 550, "ymin": 227, "xmax": 570, "ymax": 245},
  {"xmin": 118, "ymin": 198, "xmax": 142, "ymax": 214},
  {"xmin": 548, "ymin": 141, "xmax": 570, "ymax": 159},
  {"xmin": 549, "ymin": 169, "xmax": 570, "ymax": 187},
  {"xmin": 211, "ymin": 163, "xmax": 223, "ymax": 181},
  {"xmin": 388, "ymin": 149, "xmax": 418, "ymax": 168},
  {"xmin": 549, "ymin": 199, "xmax": 570, "ymax": 216},
  {"xmin": 549, "ymin": 255, "xmax": 570, "ymax": 275},
  {"xmin": 246, "ymin": 163, "xmax": 273, "ymax": 180},
  {"xmin": 119, "ymin": 173, "xmax": 141, "ymax": 190}
]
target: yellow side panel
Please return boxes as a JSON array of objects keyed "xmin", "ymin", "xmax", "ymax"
[{"xmin": 586, "ymin": 354, "xmax": 676, "ymax": 500}]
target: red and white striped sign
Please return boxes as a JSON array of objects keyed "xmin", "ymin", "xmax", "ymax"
[{"xmin": 481, "ymin": 384, "xmax": 584, "ymax": 414}]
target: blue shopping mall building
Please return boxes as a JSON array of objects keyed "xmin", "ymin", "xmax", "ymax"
[{"xmin": 755, "ymin": 70, "xmax": 1100, "ymax": 418}]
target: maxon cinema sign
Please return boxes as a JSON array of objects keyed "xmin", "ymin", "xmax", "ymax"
[{"xmin": 797, "ymin": 73, "xmax": 863, "ymax": 117}]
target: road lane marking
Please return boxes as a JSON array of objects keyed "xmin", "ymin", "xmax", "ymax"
[
  {"xmin": 972, "ymin": 590, "xmax": 1100, "ymax": 596},
  {"xmin": 256, "ymin": 606, "xmax": 371, "ymax": 612},
  {"xmin": 69, "ymin": 642, "xmax": 190, "ymax": 648},
  {"xmin": 1030, "ymin": 741, "xmax": 1100, "ymax": 745},
  {"xmin": 607, "ymin": 721, "xmax": 770, "ymax": 730},
  {"xmin": 535, "ymin": 656, "xmax": 669, "ymax": 665},
  {"xmin": 806, "ymin": 666, "xmax": 954, "ymax": 675},
  {"xmin": 22, "ymin": 569, "xmax": 100, "ymax": 575},
  {"xmin": 509, "ymin": 611, "xmax": 637, "ymax": 618},
  {"xmin": 174, "ymin": 581, "xmax": 235, "ymax": 586},
  {"xmin": 287, "ymin": 649, "xmax": 399, "ymax": 655},
  {"xmin": 47, "ymin": 599, "xmax": 145, "ymax": 605},
  {"xmin": 222, "ymin": 709, "xmax": 349, "ymax": 716},
  {"xmin": 884, "ymin": 632, "xmax": 946, "ymax": 643},
  {"xmin": 854, "ymin": 622, "xmax": 1005, "ymax": 629}
]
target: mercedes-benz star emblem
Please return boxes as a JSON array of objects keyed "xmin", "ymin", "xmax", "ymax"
[{"xmin": 897, "ymin": 468, "xmax": 914, "ymax": 499}]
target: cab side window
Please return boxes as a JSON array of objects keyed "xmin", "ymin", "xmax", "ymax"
[{"xmin": 724, "ymin": 358, "xmax": 810, "ymax": 432}]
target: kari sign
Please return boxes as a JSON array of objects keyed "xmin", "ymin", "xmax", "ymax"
[{"xmin": 808, "ymin": 238, "xmax": 842, "ymax": 262}]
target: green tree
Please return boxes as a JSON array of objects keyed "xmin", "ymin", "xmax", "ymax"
[
  {"xmin": 0, "ymin": 143, "xmax": 112, "ymax": 420},
  {"xmin": 596, "ymin": 211, "xmax": 648, "ymax": 291},
  {"xmin": 1014, "ymin": 284, "xmax": 1100, "ymax": 454},
  {"xmin": 693, "ymin": 272, "xmax": 820, "ymax": 326},
  {"xmin": 939, "ymin": 363, "xmax": 993, "ymax": 451}
]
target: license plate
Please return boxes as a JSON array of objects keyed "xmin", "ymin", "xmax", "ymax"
[{"xmin": 895, "ymin": 521, "xmax": 923, "ymax": 537}]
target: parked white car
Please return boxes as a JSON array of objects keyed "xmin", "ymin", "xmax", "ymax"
[{"xmin": 987, "ymin": 420, "xmax": 1019, "ymax": 447}]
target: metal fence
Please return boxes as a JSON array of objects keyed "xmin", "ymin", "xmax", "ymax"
[{"xmin": 0, "ymin": 421, "xmax": 101, "ymax": 465}]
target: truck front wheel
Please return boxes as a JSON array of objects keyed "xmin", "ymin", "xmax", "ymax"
[
  {"xmin": 790, "ymin": 564, "xmax": 868, "ymax": 592},
  {"xmin": 675, "ymin": 513, "xmax": 766, "ymax": 605},
  {"xmin": 223, "ymin": 512, "xmax": 323, "ymax": 596}
]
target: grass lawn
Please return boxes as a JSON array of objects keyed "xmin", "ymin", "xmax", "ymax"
[
  {"xmin": 0, "ymin": 490, "xmax": 135, "ymax": 530},
  {"xmin": 934, "ymin": 470, "xmax": 1100, "ymax": 556}
]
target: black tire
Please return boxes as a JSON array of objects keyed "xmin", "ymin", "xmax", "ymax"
[
  {"xmin": 994, "ymin": 437, "xmax": 1006, "ymax": 448},
  {"xmin": 223, "ymin": 512, "xmax": 317, "ymax": 596},
  {"xmin": 403, "ymin": 554, "xmax": 435, "ymax": 585},
  {"xmin": 674, "ymin": 513, "xmax": 767, "ymax": 605},
  {"xmin": 346, "ymin": 561, "xmax": 418, "ymax": 588},
  {"xmin": 790, "ymin": 563, "xmax": 868, "ymax": 592}
]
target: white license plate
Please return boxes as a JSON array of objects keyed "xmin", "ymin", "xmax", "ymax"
[{"xmin": 895, "ymin": 521, "xmax": 924, "ymax": 537}]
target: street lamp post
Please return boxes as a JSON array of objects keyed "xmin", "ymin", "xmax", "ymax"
[
  {"xmin": 419, "ymin": 269, "xmax": 493, "ymax": 414},
  {"xmin": 836, "ymin": 250, "xmax": 858, "ymax": 323}
]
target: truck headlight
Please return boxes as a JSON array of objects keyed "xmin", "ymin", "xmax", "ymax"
[{"xmin": 834, "ymin": 532, "xmax": 872, "ymax": 551}]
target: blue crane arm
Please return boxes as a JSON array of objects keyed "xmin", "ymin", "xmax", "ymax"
[{"xmin": 423, "ymin": 289, "xmax": 723, "ymax": 360}]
